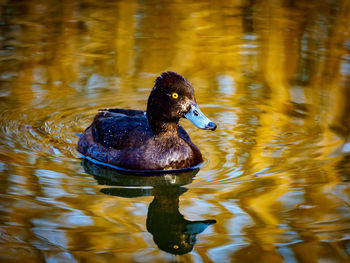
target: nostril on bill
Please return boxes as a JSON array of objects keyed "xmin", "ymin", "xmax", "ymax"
[{"xmin": 193, "ymin": 110, "xmax": 199, "ymax": 116}]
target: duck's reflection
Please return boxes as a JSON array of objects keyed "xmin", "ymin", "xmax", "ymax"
[{"xmin": 82, "ymin": 159, "xmax": 216, "ymax": 255}]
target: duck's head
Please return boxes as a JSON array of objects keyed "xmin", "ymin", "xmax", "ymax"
[{"xmin": 147, "ymin": 72, "xmax": 216, "ymax": 133}]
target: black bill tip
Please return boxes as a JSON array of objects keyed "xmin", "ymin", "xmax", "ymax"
[{"xmin": 206, "ymin": 122, "xmax": 217, "ymax": 131}]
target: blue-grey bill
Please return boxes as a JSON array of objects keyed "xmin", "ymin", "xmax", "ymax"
[{"xmin": 184, "ymin": 104, "xmax": 217, "ymax": 130}]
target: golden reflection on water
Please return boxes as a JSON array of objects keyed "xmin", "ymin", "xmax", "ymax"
[{"xmin": 0, "ymin": 0, "xmax": 350, "ymax": 262}]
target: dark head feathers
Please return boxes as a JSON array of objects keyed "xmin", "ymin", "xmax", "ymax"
[{"xmin": 155, "ymin": 71, "xmax": 190, "ymax": 90}]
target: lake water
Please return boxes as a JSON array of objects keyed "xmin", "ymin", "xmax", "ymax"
[{"xmin": 1, "ymin": 0, "xmax": 350, "ymax": 262}]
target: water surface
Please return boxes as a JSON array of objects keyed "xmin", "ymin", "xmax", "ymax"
[{"xmin": 1, "ymin": 0, "xmax": 350, "ymax": 262}]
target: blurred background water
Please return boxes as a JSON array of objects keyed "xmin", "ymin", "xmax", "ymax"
[{"xmin": 0, "ymin": 0, "xmax": 350, "ymax": 262}]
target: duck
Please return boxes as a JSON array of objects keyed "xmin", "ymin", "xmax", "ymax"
[{"xmin": 77, "ymin": 71, "xmax": 216, "ymax": 171}]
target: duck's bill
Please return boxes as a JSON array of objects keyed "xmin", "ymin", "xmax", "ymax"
[{"xmin": 184, "ymin": 104, "xmax": 217, "ymax": 131}]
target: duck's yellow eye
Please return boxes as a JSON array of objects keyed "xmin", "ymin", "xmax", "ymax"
[{"xmin": 172, "ymin": 92, "xmax": 179, "ymax": 99}]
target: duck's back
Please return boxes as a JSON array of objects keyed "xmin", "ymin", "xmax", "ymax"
[{"xmin": 92, "ymin": 109, "xmax": 153, "ymax": 150}]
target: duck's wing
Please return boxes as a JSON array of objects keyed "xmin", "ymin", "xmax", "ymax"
[
  {"xmin": 98, "ymin": 108, "xmax": 192, "ymax": 141},
  {"xmin": 91, "ymin": 110, "xmax": 153, "ymax": 149}
]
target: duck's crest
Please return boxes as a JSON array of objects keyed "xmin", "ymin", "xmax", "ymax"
[{"xmin": 155, "ymin": 71, "xmax": 187, "ymax": 90}]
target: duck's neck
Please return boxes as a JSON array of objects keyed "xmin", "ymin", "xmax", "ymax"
[
  {"xmin": 146, "ymin": 88, "xmax": 180, "ymax": 135},
  {"xmin": 147, "ymin": 115, "xmax": 180, "ymax": 135}
]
